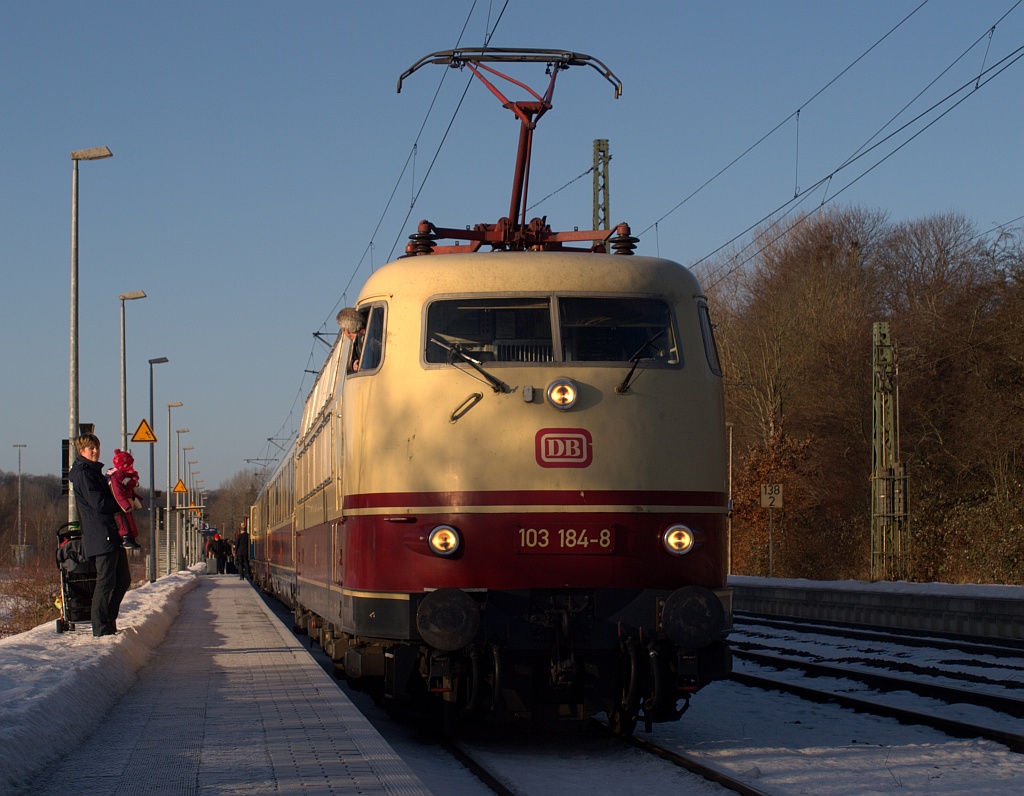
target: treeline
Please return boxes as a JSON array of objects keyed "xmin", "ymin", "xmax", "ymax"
[
  {"xmin": 0, "ymin": 465, "xmax": 264, "ymax": 567},
  {"xmin": 702, "ymin": 207, "xmax": 1024, "ymax": 585},
  {"xmin": 0, "ymin": 472, "xmax": 65, "ymax": 562}
]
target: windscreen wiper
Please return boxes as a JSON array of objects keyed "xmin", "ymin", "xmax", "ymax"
[
  {"xmin": 615, "ymin": 330, "xmax": 665, "ymax": 394},
  {"xmin": 430, "ymin": 336, "xmax": 509, "ymax": 394}
]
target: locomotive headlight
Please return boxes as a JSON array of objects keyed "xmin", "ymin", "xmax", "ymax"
[
  {"xmin": 662, "ymin": 524, "xmax": 696, "ymax": 555},
  {"xmin": 546, "ymin": 378, "xmax": 578, "ymax": 409},
  {"xmin": 428, "ymin": 525, "xmax": 461, "ymax": 557}
]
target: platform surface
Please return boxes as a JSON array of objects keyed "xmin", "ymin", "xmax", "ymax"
[{"xmin": 21, "ymin": 574, "xmax": 431, "ymax": 795}]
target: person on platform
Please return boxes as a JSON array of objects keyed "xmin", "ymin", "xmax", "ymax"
[
  {"xmin": 206, "ymin": 532, "xmax": 230, "ymax": 574},
  {"xmin": 68, "ymin": 433, "xmax": 132, "ymax": 637},
  {"xmin": 234, "ymin": 525, "xmax": 250, "ymax": 581}
]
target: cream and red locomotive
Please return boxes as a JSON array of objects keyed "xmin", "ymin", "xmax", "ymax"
[{"xmin": 249, "ymin": 50, "xmax": 731, "ymax": 733}]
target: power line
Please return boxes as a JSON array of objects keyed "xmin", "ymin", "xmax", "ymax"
[
  {"xmin": 258, "ymin": 2, "xmax": 512, "ymax": 484},
  {"xmin": 700, "ymin": 34, "xmax": 1024, "ymax": 292},
  {"xmin": 639, "ymin": 0, "xmax": 932, "ymax": 238}
]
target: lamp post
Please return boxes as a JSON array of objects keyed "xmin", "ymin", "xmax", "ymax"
[
  {"xmin": 175, "ymin": 434, "xmax": 190, "ymax": 575},
  {"xmin": 188, "ymin": 462, "xmax": 199, "ymax": 561},
  {"xmin": 180, "ymin": 442, "xmax": 193, "ymax": 573},
  {"xmin": 69, "ymin": 145, "xmax": 113, "ymax": 523},
  {"xmin": 147, "ymin": 356, "xmax": 169, "ymax": 582},
  {"xmin": 13, "ymin": 444, "xmax": 26, "ymax": 554},
  {"xmin": 194, "ymin": 478, "xmax": 204, "ymax": 555},
  {"xmin": 167, "ymin": 403, "xmax": 183, "ymax": 571},
  {"xmin": 119, "ymin": 291, "xmax": 147, "ymax": 450},
  {"xmin": 191, "ymin": 468, "xmax": 201, "ymax": 559}
]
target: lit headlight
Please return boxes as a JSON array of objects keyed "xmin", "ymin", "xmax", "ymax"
[
  {"xmin": 546, "ymin": 378, "xmax": 578, "ymax": 409},
  {"xmin": 662, "ymin": 524, "xmax": 696, "ymax": 555},
  {"xmin": 428, "ymin": 525, "xmax": 461, "ymax": 557}
]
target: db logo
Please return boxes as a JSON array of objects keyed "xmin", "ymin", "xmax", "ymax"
[{"xmin": 535, "ymin": 428, "xmax": 593, "ymax": 468}]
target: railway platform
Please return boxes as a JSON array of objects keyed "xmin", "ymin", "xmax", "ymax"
[{"xmin": 20, "ymin": 574, "xmax": 431, "ymax": 795}]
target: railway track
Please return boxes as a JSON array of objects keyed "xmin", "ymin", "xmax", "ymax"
[
  {"xmin": 282, "ymin": 591, "xmax": 1024, "ymax": 794},
  {"xmin": 448, "ymin": 723, "xmax": 772, "ymax": 796},
  {"xmin": 594, "ymin": 720, "xmax": 774, "ymax": 796},
  {"xmin": 732, "ymin": 615, "xmax": 1024, "ymax": 752}
]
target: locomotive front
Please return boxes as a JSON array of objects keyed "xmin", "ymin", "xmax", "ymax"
[
  {"xmin": 339, "ymin": 251, "xmax": 731, "ymax": 731},
  {"xmin": 262, "ymin": 48, "xmax": 735, "ymax": 734}
]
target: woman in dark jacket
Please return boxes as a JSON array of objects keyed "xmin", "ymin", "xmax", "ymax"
[{"xmin": 68, "ymin": 433, "xmax": 131, "ymax": 637}]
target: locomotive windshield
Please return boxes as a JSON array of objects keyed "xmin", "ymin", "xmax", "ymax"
[{"xmin": 425, "ymin": 296, "xmax": 679, "ymax": 365}]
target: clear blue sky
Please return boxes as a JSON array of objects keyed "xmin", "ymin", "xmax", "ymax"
[{"xmin": 2, "ymin": 1, "xmax": 1021, "ymax": 489}]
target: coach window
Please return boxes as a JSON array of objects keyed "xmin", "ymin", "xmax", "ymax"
[{"xmin": 349, "ymin": 304, "xmax": 385, "ymax": 375}]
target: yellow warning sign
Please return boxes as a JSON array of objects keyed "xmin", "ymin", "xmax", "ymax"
[
  {"xmin": 131, "ymin": 418, "xmax": 157, "ymax": 443},
  {"xmin": 173, "ymin": 479, "xmax": 188, "ymax": 494}
]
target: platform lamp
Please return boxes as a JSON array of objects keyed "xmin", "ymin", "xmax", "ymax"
[
  {"xmin": 194, "ymin": 482, "xmax": 206, "ymax": 558},
  {"xmin": 69, "ymin": 145, "xmax": 113, "ymax": 523},
  {"xmin": 194, "ymin": 478, "xmax": 204, "ymax": 557},
  {"xmin": 13, "ymin": 444, "xmax": 26, "ymax": 551},
  {"xmin": 180, "ymin": 443, "xmax": 193, "ymax": 574},
  {"xmin": 147, "ymin": 356, "xmax": 169, "ymax": 582},
  {"xmin": 167, "ymin": 404, "xmax": 183, "ymax": 570},
  {"xmin": 186, "ymin": 459, "xmax": 198, "ymax": 560},
  {"xmin": 119, "ymin": 291, "xmax": 147, "ymax": 450}
]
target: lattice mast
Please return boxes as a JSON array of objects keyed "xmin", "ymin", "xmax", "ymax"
[
  {"xmin": 870, "ymin": 322, "xmax": 909, "ymax": 580},
  {"xmin": 593, "ymin": 138, "xmax": 611, "ymax": 233}
]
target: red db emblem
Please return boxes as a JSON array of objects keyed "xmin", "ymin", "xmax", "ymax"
[{"xmin": 536, "ymin": 428, "xmax": 593, "ymax": 468}]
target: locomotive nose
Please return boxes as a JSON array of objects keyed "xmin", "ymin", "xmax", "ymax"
[
  {"xmin": 416, "ymin": 588, "xmax": 481, "ymax": 651},
  {"xmin": 661, "ymin": 585, "xmax": 726, "ymax": 650}
]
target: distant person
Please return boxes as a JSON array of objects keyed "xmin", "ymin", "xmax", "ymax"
[
  {"xmin": 68, "ymin": 433, "xmax": 131, "ymax": 637},
  {"xmin": 336, "ymin": 307, "xmax": 366, "ymax": 372},
  {"xmin": 206, "ymin": 532, "xmax": 230, "ymax": 575},
  {"xmin": 234, "ymin": 526, "xmax": 250, "ymax": 581},
  {"xmin": 107, "ymin": 448, "xmax": 142, "ymax": 550}
]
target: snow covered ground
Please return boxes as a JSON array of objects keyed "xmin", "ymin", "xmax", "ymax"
[
  {"xmin": 0, "ymin": 569, "xmax": 198, "ymax": 791},
  {"xmin": 2, "ymin": 571, "xmax": 1022, "ymax": 794}
]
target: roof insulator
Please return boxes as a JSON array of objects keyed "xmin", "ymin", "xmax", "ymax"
[
  {"xmin": 406, "ymin": 220, "xmax": 438, "ymax": 256},
  {"xmin": 609, "ymin": 223, "xmax": 638, "ymax": 255}
]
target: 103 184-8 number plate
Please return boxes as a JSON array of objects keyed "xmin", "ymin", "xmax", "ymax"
[{"xmin": 516, "ymin": 526, "xmax": 616, "ymax": 554}]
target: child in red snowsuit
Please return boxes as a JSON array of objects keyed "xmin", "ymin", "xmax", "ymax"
[{"xmin": 108, "ymin": 449, "xmax": 142, "ymax": 550}]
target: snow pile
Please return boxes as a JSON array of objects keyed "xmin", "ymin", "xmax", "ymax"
[{"xmin": 0, "ymin": 568, "xmax": 198, "ymax": 791}]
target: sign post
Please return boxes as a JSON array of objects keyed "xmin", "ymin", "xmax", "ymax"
[
  {"xmin": 132, "ymin": 418, "xmax": 158, "ymax": 581},
  {"xmin": 760, "ymin": 483, "xmax": 783, "ymax": 577}
]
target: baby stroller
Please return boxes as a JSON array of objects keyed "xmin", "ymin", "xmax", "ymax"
[{"xmin": 55, "ymin": 522, "xmax": 96, "ymax": 633}]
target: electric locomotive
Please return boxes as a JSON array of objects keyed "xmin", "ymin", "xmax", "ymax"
[{"xmin": 249, "ymin": 50, "xmax": 732, "ymax": 734}]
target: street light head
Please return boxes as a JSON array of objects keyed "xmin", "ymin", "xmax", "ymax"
[
  {"xmin": 168, "ymin": 401, "xmax": 183, "ymax": 408},
  {"xmin": 71, "ymin": 146, "xmax": 113, "ymax": 161},
  {"xmin": 149, "ymin": 357, "xmax": 169, "ymax": 365},
  {"xmin": 176, "ymin": 428, "xmax": 190, "ymax": 434},
  {"xmin": 119, "ymin": 290, "xmax": 146, "ymax": 301}
]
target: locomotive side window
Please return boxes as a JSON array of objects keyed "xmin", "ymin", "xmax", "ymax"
[
  {"xmin": 697, "ymin": 299, "xmax": 723, "ymax": 376},
  {"xmin": 348, "ymin": 304, "xmax": 386, "ymax": 375},
  {"xmin": 360, "ymin": 305, "xmax": 385, "ymax": 371},
  {"xmin": 558, "ymin": 297, "xmax": 679, "ymax": 364},
  {"xmin": 426, "ymin": 298, "xmax": 554, "ymax": 363}
]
